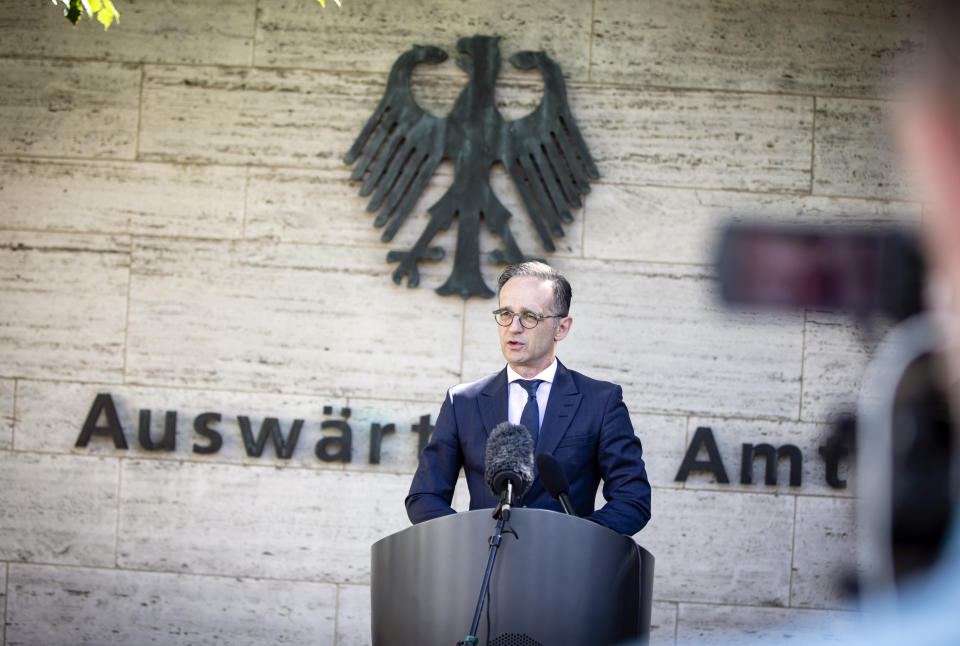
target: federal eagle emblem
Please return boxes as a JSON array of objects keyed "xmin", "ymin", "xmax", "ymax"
[{"xmin": 344, "ymin": 35, "xmax": 598, "ymax": 299}]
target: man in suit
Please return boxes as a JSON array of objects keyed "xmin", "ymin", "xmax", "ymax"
[{"xmin": 405, "ymin": 261, "xmax": 651, "ymax": 535}]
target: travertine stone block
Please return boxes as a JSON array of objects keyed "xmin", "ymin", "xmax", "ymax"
[
  {"xmin": 18, "ymin": 381, "xmax": 361, "ymax": 469},
  {"xmin": 245, "ymin": 163, "xmax": 583, "ymax": 260},
  {"xmin": 814, "ymin": 98, "xmax": 910, "ymax": 200},
  {"xmin": 0, "ymin": 378, "xmax": 13, "ymax": 450},
  {"xmin": 0, "ymin": 59, "xmax": 139, "ymax": 159},
  {"xmin": 125, "ymin": 238, "xmax": 463, "ymax": 401},
  {"xmin": 0, "ymin": 453, "xmax": 118, "ymax": 567},
  {"xmin": 591, "ymin": 0, "xmax": 923, "ymax": 96},
  {"xmin": 650, "ymin": 601, "xmax": 678, "ymax": 646},
  {"xmin": 574, "ymin": 86, "xmax": 812, "ymax": 192},
  {"xmin": 638, "ymin": 488, "xmax": 794, "ymax": 605},
  {"xmin": 676, "ymin": 602, "xmax": 857, "ymax": 643},
  {"xmin": 5, "ymin": 564, "xmax": 336, "ymax": 646},
  {"xmin": 246, "ymin": 165, "xmax": 457, "ymax": 254},
  {"xmin": 683, "ymin": 417, "xmax": 855, "ymax": 497},
  {"xmin": 464, "ymin": 259, "xmax": 804, "ymax": 420},
  {"xmin": 139, "ymin": 64, "xmax": 487, "ymax": 171},
  {"xmin": 0, "ymin": 159, "xmax": 245, "ymax": 239},
  {"xmin": 255, "ymin": 0, "xmax": 593, "ymax": 81},
  {"xmin": 801, "ymin": 312, "xmax": 891, "ymax": 423},
  {"xmin": 336, "ymin": 583, "xmax": 371, "ymax": 646},
  {"xmin": 0, "ymin": 0, "xmax": 256, "ymax": 66},
  {"xmin": 0, "ymin": 232, "xmax": 129, "ymax": 382},
  {"xmin": 245, "ymin": 167, "xmax": 386, "ymax": 246},
  {"xmin": 342, "ymin": 397, "xmax": 439, "ymax": 474},
  {"xmin": 139, "ymin": 65, "xmax": 385, "ymax": 168},
  {"xmin": 792, "ymin": 496, "xmax": 859, "ymax": 609},
  {"xmin": 117, "ymin": 459, "xmax": 411, "ymax": 583},
  {"xmin": 627, "ymin": 414, "xmax": 688, "ymax": 490},
  {"xmin": 16, "ymin": 380, "xmax": 433, "ymax": 474},
  {"xmin": 583, "ymin": 185, "xmax": 919, "ymax": 266}
]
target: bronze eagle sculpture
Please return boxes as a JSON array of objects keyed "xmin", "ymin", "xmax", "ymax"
[{"xmin": 344, "ymin": 35, "xmax": 598, "ymax": 299}]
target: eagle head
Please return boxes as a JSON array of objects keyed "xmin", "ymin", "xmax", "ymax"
[
  {"xmin": 412, "ymin": 45, "xmax": 448, "ymax": 65},
  {"xmin": 509, "ymin": 50, "xmax": 544, "ymax": 71}
]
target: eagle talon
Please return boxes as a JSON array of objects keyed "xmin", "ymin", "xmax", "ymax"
[
  {"xmin": 387, "ymin": 246, "xmax": 446, "ymax": 287},
  {"xmin": 391, "ymin": 262, "xmax": 420, "ymax": 288}
]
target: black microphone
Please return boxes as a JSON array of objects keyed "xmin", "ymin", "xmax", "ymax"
[
  {"xmin": 484, "ymin": 422, "xmax": 534, "ymax": 519},
  {"xmin": 536, "ymin": 452, "xmax": 575, "ymax": 516}
]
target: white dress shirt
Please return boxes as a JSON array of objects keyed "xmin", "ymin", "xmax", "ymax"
[{"xmin": 506, "ymin": 359, "xmax": 558, "ymax": 433}]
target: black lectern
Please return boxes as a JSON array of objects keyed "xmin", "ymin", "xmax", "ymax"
[{"xmin": 371, "ymin": 508, "xmax": 654, "ymax": 646}]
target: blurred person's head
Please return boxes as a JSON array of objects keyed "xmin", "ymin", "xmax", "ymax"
[{"xmin": 898, "ymin": 0, "xmax": 960, "ymax": 401}]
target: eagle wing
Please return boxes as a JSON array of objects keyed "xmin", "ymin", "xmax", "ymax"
[
  {"xmin": 501, "ymin": 51, "xmax": 599, "ymax": 251},
  {"xmin": 344, "ymin": 45, "xmax": 448, "ymax": 242}
]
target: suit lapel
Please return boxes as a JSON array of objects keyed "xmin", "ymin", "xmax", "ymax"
[
  {"xmin": 478, "ymin": 368, "xmax": 509, "ymax": 436},
  {"xmin": 536, "ymin": 360, "xmax": 582, "ymax": 457}
]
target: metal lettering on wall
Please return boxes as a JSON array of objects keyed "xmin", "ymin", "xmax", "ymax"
[
  {"xmin": 344, "ymin": 34, "xmax": 598, "ymax": 299},
  {"xmin": 673, "ymin": 426, "xmax": 851, "ymax": 490},
  {"xmin": 75, "ymin": 393, "xmax": 435, "ymax": 465},
  {"xmin": 74, "ymin": 394, "xmax": 849, "ymax": 488}
]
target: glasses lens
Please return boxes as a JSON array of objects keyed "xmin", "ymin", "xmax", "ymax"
[
  {"xmin": 519, "ymin": 312, "xmax": 540, "ymax": 328},
  {"xmin": 494, "ymin": 310, "xmax": 513, "ymax": 326}
]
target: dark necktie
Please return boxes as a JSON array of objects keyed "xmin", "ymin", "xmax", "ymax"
[{"xmin": 516, "ymin": 379, "xmax": 544, "ymax": 446}]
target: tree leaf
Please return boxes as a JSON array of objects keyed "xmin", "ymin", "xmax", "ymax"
[
  {"xmin": 65, "ymin": 0, "xmax": 82, "ymax": 24},
  {"xmin": 95, "ymin": 0, "xmax": 119, "ymax": 30}
]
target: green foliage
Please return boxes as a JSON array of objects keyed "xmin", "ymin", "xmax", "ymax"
[
  {"xmin": 53, "ymin": 0, "xmax": 340, "ymax": 31},
  {"xmin": 55, "ymin": 0, "xmax": 119, "ymax": 30}
]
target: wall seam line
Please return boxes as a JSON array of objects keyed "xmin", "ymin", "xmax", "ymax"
[
  {"xmin": 798, "ymin": 309, "xmax": 809, "ymax": 421},
  {"xmin": 114, "ymin": 458, "xmax": 124, "ymax": 569},
  {"xmin": 135, "ymin": 65, "xmax": 145, "ymax": 161},
  {"xmin": 788, "ymin": 494, "xmax": 799, "ymax": 607},
  {"xmin": 121, "ymin": 238, "xmax": 134, "ymax": 385},
  {"xmin": 809, "ymin": 95, "xmax": 818, "ymax": 195},
  {"xmin": 672, "ymin": 600, "xmax": 680, "ymax": 646},
  {"xmin": 333, "ymin": 584, "xmax": 341, "ymax": 645},
  {"xmin": 10, "ymin": 378, "xmax": 18, "ymax": 451},
  {"xmin": 458, "ymin": 299, "xmax": 467, "ymax": 382},
  {"xmin": 242, "ymin": 166, "xmax": 251, "ymax": 239},
  {"xmin": 588, "ymin": 0, "xmax": 596, "ymax": 84},
  {"xmin": 2, "ymin": 560, "xmax": 9, "ymax": 646},
  {"xmin": 251, "ymin": 0, "xmax": 261, "ymax": 68}
]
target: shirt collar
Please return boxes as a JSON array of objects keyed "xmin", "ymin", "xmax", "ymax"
[{"xmin": 506, "ymin": 359, "xmax": 558, "ymax": 385}]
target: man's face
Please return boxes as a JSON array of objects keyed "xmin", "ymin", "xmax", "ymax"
[{"xmin": 497, "ymin": 276, "xmax": 572, "ymax": 377}]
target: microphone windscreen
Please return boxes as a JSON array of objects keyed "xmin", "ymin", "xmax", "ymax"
[
  {"xmin": 536, "ymin": 452, "xmax": 571, "ymax": 499},
  {"xmin": 484, "ymin": 422, "xmax": 535, "ymax": 497}
]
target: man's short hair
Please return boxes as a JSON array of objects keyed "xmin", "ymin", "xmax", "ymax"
[{"xmin": 496, "ymin": 261, "xmax": 572, "ymax": 317}]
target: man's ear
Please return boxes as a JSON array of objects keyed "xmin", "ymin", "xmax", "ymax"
[{"xmin": 554, "ymin": 316, "xmax": 572, "ymax": 342}]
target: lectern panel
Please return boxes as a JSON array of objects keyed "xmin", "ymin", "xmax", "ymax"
[{"xmin": 371, "ymin": 508, "xmax": 648, "ymax": 646}]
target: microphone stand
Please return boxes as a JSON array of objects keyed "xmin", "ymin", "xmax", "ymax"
[{"xmin": 459, "ymin": 481, "xmax": 517, "ymax": 646}]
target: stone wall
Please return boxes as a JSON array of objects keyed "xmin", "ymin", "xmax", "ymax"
[{"xmin": 0, "ymin": 1, "xmax": 923, "ymax": 644}]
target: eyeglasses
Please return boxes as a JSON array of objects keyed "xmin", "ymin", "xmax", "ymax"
[{"xmin": 492, "ymin": 309, "xmax": 564, "ymax": 329}]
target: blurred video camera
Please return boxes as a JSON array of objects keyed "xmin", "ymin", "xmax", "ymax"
[{"xmin": 716, "ymin": 223, "xmax": 955, "ymax": 595}]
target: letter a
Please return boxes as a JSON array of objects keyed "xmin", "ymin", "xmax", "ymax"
[
  {"xmin": 674, "ymin": 426, "xmax": 729, "ymax": 483},
  {"xmin": 75, "ymin": 393, "xmax": 129, "ymax": 449}
]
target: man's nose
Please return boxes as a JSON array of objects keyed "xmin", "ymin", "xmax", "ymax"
[{"xmin": 508, "ymin": 314, "xmax": 525, "ymax": 331}]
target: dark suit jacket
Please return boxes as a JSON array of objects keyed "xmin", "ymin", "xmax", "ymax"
[{"xmin": 405, "ymin": 360, "xmax": 651, "ymax": 535}]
